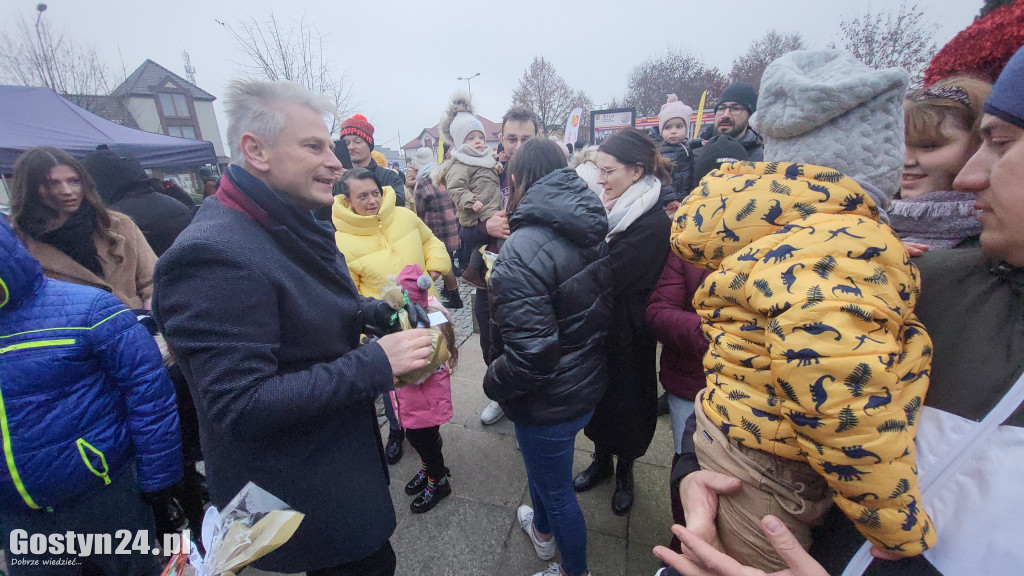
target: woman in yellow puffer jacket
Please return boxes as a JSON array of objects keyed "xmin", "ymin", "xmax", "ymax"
[
  {"xmin": 332, "ymin": 168, "xmax": 451, "ymax": 299},
  {"xmin": 332, "ymin": 167, "xmax": 453, "ymax": 466},
  {"xmin": 670, "ymin": 160, "xmax": 935, "ymax": 567}
]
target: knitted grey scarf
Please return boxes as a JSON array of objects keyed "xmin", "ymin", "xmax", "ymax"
[
  {"xmin": 451, "ymin": 144, "xmax": 496, "ymax": 168},
  {"xmin": 888, "ymin": 190, "xmax": 981, "ymax": 249}
]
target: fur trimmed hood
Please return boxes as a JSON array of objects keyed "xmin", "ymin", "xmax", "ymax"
[{"xmin": 431, "ymin": 158, "xmax": 455, "ymax": 189}]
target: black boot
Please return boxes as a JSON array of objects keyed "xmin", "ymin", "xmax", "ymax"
[
  {"xmin": 410, "ymin": 473, "xmax": 451, "ymax": 513},
  {"xmin": 405, "ymin": 462, "xmax": 429, "ymax": 495},
  {"xmin": 611, "ymin": 458, "xmax": 635, "ymax": 516},
  {"xmin": 657, "ymin": 392, "xmax": 670, "ymax": 416},
  {"xmin": 573, "ymin": 448, "xmax": 613, "ymax": 493},
  {"xmin": 385, "ymin": 429, "xmax": 404, "ymax": 465},
  {"xmin": 441, "ymin": 287, "xmax": 464, "ymax": 309}
]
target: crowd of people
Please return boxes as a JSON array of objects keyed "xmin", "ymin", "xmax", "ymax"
[{"xmin": 0, "ymin": 37, "xmax": 1021, "ymax": 576}]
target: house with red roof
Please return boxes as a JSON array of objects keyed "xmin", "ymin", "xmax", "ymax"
[{"xmin": 401, "ymin": 115, "xmax": 502, "ymax": 164}]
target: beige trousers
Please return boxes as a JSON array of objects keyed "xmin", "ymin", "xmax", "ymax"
[{"xmin": 693, "ymin": 390, "xmax": 834, "ymax": 572}]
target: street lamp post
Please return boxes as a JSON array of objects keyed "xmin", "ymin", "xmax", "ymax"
[
  {"xmin": 456, "ymin": 72, "xmax": 481, "ymax": 95},
  {"xmin": 34, "ymin": 3, "xmax": 57, "ymax": 90}
]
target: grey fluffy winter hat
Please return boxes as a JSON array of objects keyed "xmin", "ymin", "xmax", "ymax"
[{"xmin": 752, "ymin": 50, "xmax": 909, "ymax": 216}]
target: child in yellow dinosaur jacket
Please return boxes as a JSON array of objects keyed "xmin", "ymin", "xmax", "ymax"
[{"xmin": 671, "ymin": 51, "xmax": 935, "ymax": 571}]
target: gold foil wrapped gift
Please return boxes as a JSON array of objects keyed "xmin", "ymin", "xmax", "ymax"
[
  {"xmin": 396, "ymin": 326, "xmax": 450, "ymax": 386},
  {"xmin": 381, "ymin": 279, "xmax": 451, "ymax": 387}
]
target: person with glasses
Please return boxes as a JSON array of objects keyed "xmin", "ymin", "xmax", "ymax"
[
  {"xmin": 471, "ymin": 106, "xmax": 541, "ymax": 427},
  {"xmin": 695, "ymin": 83, "xmax": 764, "ymax": 162},
  {"xmin": 573, "ymin": 127, "xmax": 672, "ymax": 516}
]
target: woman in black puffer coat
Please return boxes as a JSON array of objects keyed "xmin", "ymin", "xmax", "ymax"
[{"xmin": 484, "ymin": 138, "xmax": 612, "ymax": 576}]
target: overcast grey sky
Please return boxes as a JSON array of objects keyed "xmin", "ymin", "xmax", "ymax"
[{"xmin": 5, "ymin": 0, "xmax": 981, "ymax": 153}]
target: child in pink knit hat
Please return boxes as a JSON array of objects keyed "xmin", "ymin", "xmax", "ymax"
[
  {"xmin": 657, "ymin": 94, "xmax": 696, "ymax": 214},
  {"xmin": 391, "ymin": 264, "xmax": 458, "ymax": 514}
]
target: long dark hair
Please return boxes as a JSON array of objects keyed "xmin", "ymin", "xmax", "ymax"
[
  {"xmin": 598, "ymin": 127, "xmax": 673, "ymax": 185},
  {"xmin": 506, "ymin": 138, "xmax": 568, "ymax": 214},
  {"xmin": 11, "ymin": 147, "xmax": 119, "ymax": 255}
]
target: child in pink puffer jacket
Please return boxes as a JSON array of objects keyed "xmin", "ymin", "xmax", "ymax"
[{"xmin": 391, "ymin": 264, "xmax": 458, "ymax": 514}]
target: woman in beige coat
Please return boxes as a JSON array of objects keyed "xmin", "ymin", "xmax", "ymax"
[{"xmin": 10, "ymin": 147, "xmax": 156, "ymax": 309}]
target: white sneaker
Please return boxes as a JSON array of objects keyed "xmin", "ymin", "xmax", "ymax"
[
  {"xmin": 517, "ymin": 505, "xmax": 556, "ymax": 561},
  {"xmin": 480, "ymin": 400, "xmax": 504, "ymax": 425},
  {"xmin": 532, "ymin": 563, "xmax": 592, "ymax": 576}
]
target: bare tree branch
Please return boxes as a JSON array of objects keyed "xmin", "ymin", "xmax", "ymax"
[
  {"xmin": 828, "ymin": 2, "xmax": 938, "ymax": 87},
  {"xmin": 511, "ymin": 56, "xmax": 592, "ymax": 137},
  {"xmin": 729, "ymin": 30, "xmax": 805, "ymax": 91},
  {"xmin": 0, "ymin": 10, "xmax": 116, "ymax": 110},
  {"xmin": 624, "ymin": 50, "xmax": 727, "ymax": 116},
  {"xmin": 223, "ymin": 11, "xmax": 354, "ymax": 133}
]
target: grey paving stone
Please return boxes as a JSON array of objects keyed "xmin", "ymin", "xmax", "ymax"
[
  {"xmin": 441, "ymin": 425, "xmax": 527, "ymax": 508},
  {"xmin": 452, "ymin": 337, "xmax": 489, "ymax": 383},
  {"xmin": 585, "ymin": 531, "xmax": 629, "ymax": 576},
  {"xmin": 625, "ymin": 462, "xmax": 675, "ymax": 549},
  {"xmin": 625, "ymin": 543, "xmax": 664, "ymax": 576},
  {"xmin": 392, "ymin": 495, "xmax": 514, "ymax": 576},
  {"xmin": 450, "ymin": 374, "xmax": 490, "ymax": 428},
  {"xmin": 636, "ymin": 415, "xmax": 675, "ymax": 469}
]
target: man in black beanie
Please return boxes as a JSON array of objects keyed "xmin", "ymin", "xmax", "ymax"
[
  {"xmin": 692, "ymin": 134, "xmax": 750, "ymax": 185},
  {"xmin": 701, "ymin": 82, "xmax": 763, "ymax": 161}
]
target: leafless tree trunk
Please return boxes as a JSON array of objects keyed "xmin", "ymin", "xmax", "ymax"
[
  {"xmin": 0, "ymin": 11, "xmax": 115, "ymax": 109},
  {"xmin": 730, "ymin": 31, "xmax": 805, "ymax": 92},
  {"xmin": 511, "ymin": 57, "xmax": 592, "ymax": 137},
  {"xmin": 222, "ymin": 12, "xmax": 353, "ymax": 134},
  {"xmin": 829, "ymin": 2, "xmax": 939, "ymax": 87}
]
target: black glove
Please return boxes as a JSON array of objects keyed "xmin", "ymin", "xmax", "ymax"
[
  {"xmin": 404, "ymin": 300, "xmax": 431, "ymax": 329},
  {"xmin": 363, "ymin": 296, "xmax": 429, "ymax": 337},
  {"xmin": 142, "ymin": 483, "xmax": 187, "ymax": 535},
  {"xmin": 365, "ymin": 299, "xmax": 400, "ymax": 337},
  {"xmin": 141, "ymin": 483, "xmax": 181, "ymax": 506}
]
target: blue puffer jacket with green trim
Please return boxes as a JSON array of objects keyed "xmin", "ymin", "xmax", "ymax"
[{"xmin": 0, "ymin": 218, "xmax": 181, "ymax": 512}]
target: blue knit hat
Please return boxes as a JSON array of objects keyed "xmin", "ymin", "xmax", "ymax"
[{"xmin": 985, "ymin": 44, "xmax": 1024, "ymax": 129}]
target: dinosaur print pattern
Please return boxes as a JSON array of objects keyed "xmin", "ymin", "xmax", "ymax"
[{"xmin": 670, "ymin": 161, "xmax": 935, "ymax": 556}]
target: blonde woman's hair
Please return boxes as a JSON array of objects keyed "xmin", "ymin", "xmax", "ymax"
[{"xmin": 905, "ymin": 76, "xmax": 992, "ymax": 150}]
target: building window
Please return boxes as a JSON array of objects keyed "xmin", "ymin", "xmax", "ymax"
[
  {"xmin": 167, "ymin": 125, "xmax": 196, "ymax": 139},
  {"xmin": 158, "ymin": 92, "xmax": 190, "ymax": 118}
]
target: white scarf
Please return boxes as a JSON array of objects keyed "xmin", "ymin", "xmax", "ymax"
[
  {"xmin": 451, "ymin": 144, "xmax": 496, "ymax": 168},
  {"xmin": 604, "ymin": 175, "xmax": 661, "ymax": 241}
]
